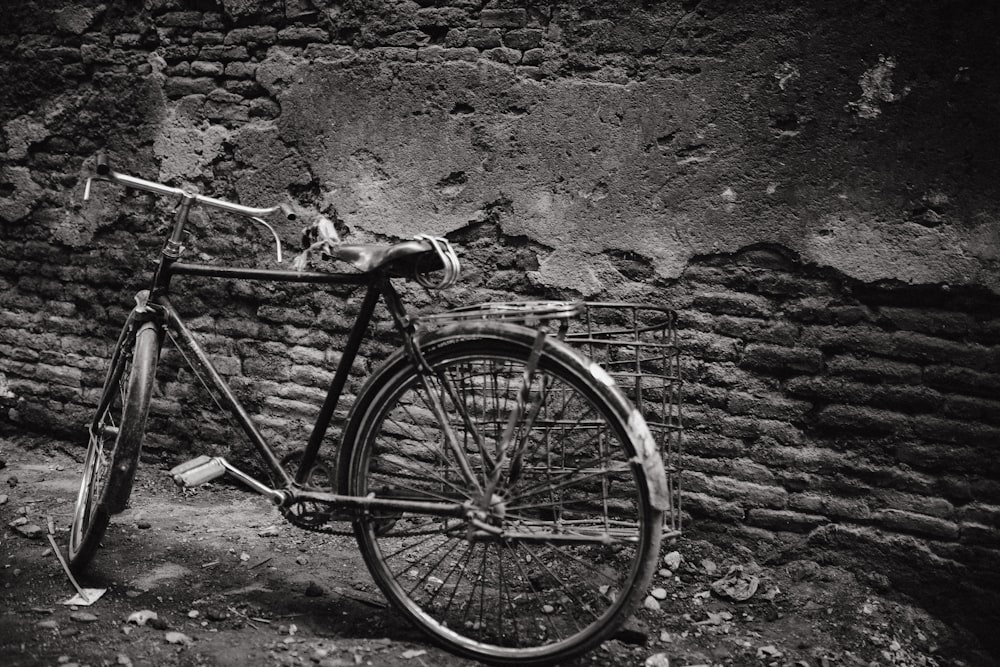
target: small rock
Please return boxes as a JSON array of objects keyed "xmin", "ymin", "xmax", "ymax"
[
  {"xmin": 37, "ymin": 620, "xmax": 59, "ymax": 630},
  {"xmin": 305, "ymin": 582, "xmax": 325, "ymax": 597},
  {"xmin": 205, "ymin": 608, "xmax": 229, "ymax": 622},
  {"xmin": 148, "ymin": 616, "xmax": 170, "ymax": 630},
  {"xmin": 658, "ymin": 568, "xmax": 672, "ymax": 578},
  {"xmin": 125, "ymin": 590, "xmax": 142, "ymax": 598},
  {"xmin": 541, "ymin": 604, "xmax": 555, "ymax": 614},
  {"xmin": 6, "ymin": 476, "xmax": 17, "ymax": 487},
  {"xmin": 659, "ymin": 629, "xmax": 672, "ymax": 642},
  {"xmin": 239, "ymin": 552, "xmax": 250, "ymax": 562},
  {"xmin": 70, "ymin": 612, "xmax": 98, "ymax": 623},
  {"xmin": 650, "ymin": 587, "xmax": 668, "ymax": 600},
  {"xmin": 12, "ymin": 523, "xmax": 43, "ymax": 539},
  {"xmin": 401, "ymin": 649, "xmax": 427, "ymax": 659},
  {"xmin": 613, "ymin": 618, "xmax": 648, "ymax": 645},
  {"xmin": 117, "ymin": 654, "xmax": 133, "ymax": 667},
  {"xmin": 258, "ymin": 526, "xmax": 280, "ymax": 537},
  {"xmin": 645, "ymin": 653, "xmax": 671, "ymax": 667},
  {"xmin": 757, "ymin": 645, "xmax": 782, "ymax": 659},
  {"xmin": 164, "ymin": 631, "xmax": 193, "ymax": 645},
  {"xmin": 701, "ymin": 558, "xmax": 718, "ymax": 575},
  {"xmin": 137, "ymin": 521, "xmax": 151, "ymax": 530},
  {"xmin": 662, "ymin": 551, "xmax": 682, "ymax": 570},
  {"xmin": 187, "ymin": 610, "xmax": 199, "ymax": 619},
  {"xmin": 9, "ymin": 517, "xmax": 27, "ymax": 527},
  {"xmin": 0, "ymin": 494, "xmax": 8, "ymax": 505},
  {"xmin": 643, "ymin": 596, "xmax": 661, "ymax": 611},
  {"xmin": 126, "ymin": 610, "xmax": 157, "ymax": 626}
]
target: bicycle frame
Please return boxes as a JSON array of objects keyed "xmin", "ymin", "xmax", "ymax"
[{"xmin": 119, "ymin": 192, "xmax": 481, "ymax": 522}]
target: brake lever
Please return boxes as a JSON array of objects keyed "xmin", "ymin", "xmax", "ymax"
[{"xmin": 249, "ymin": 216, "xmax": 284, "ymax": 263}]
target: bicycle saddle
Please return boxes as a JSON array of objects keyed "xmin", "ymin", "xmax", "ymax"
[
  {"xmin": 327, "ymin": 240, "xmax": 433, "ymax": 273},
  {"xmin": 323, "ymin": 236, "xmax": 461, "ymax": 289}
]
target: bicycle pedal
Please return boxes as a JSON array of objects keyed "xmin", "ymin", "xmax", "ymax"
[{"xmin": 169, "ymin": 455, "xmax": 227, "ymax": 488}]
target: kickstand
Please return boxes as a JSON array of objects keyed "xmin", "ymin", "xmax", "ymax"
[{"xmin": 45, "ymin": 516, "xmax": 106, "ymax": 606}]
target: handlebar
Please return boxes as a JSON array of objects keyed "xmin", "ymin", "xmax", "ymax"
[
  {"xmin": 87, "ymin": 152, "xmax": 296, "ymax": 221},
  {"xmin": 85, "ymin": 152, "xmax": 296, "ymax": 262}
]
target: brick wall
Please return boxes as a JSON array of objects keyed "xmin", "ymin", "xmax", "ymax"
[{"xmin": 2, "ymin": 0, "xmax": 999, "ymax": 651}]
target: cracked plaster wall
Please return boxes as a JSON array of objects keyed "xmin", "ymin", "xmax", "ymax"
[{"xmin": 1, "ymin": 1, "xmax": 998, "ymax": 296}]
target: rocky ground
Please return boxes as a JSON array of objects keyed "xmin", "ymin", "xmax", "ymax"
[{"xmin": 0, "ymin": 432, "xmax": 994, "ymax": 667}]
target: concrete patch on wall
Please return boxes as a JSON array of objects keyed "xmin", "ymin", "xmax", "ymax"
[
  {"xmin": 3, "ymin": 115, "xmax": 49, "ymax": 161},
  {"xmin": 846, "ymin": 55, "xmax": 910, "ymax": 120},
  {"xmin": 273, "ymin": 54, "xmax": 996, "ymax": 292},
  {"xmin": 153, "ymin": 99, "xmax": 229, "ymax": 184},
  {"xmin": 0, "ymin": 166, "xmax": 43, "ymax": 224}
]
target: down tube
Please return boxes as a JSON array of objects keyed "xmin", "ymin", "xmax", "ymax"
[{"xmin": 159, "ymin": 298, "xmax": 293, "ymax": 487}]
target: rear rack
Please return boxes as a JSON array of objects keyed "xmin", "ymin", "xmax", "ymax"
[{"xmin": 422, "ymin": 300, "xmax": 684, "ymax": 537}]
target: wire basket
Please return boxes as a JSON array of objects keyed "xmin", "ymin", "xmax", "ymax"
[
  {"xmin": 563, "ymin": 303, "xmax": 683, "ymax": 537},
  {"xmin": 419, "ymin": 300, "xmax": 683, "ymax": 537}
]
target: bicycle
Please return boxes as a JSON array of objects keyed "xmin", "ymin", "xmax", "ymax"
[{"xmin": 68, "ymin": 154, "xmax": 673, "ymax": 666}]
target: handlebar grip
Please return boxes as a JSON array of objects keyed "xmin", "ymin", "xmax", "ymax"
[
  {"xmin": 279, "ymin": 203, "xmax": 297, "ymax": 221},
  {"xmin": 95, "ymin": 152, "xmax": 110, "ymax": 176}
]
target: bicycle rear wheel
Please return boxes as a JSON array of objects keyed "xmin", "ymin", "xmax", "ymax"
[
  {"xmin": 68, "ymin": 319, "xmax": 160, "ymax": 572},
  {"xmin": 341, "ymin": 323, "xmax": 663, "ymax": 666}
]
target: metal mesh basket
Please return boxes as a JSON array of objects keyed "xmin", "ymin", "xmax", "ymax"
[
  {"xmin": 419, "ymin": 300, "xmax": 684, "ymax": 537},
  {"xmin": 563, "ymin": 303, "xmax": 683, "ymax": 537}
]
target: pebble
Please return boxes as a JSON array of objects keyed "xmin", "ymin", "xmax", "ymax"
[
  {"xmin": 662, "ymin": 551, "xmax": 682, "ymax": 570},
  {"xmin": 126, "ymin": 610, "xmax": 157, "ymax": 626},
  {"xmin": 0, "ymin": 494, "xmax": 8, "ymax": 505},
  {"xmin": 12, "ymin": 523, "xmax": 43, "ymax": 539},
  {"xmin": 6, "ymin": 476, "xmax": 17, "ymax": 487},
  {"xmin": 70, "ymin": 612, "xmax": 98, "ymax": 623},
  {"xmin": 164, "ymin": 631, "xmax": 193, "ymax": 645},
  {"xmin": 205, "ymin": 608, "xmax": 230, "ymax": 621},
  {"xmin": 258, "ymin": 526, "xmax": 280, "ymax": 537},
  {"xmin": 650, "ymin": 587, "xmax": 668, "ymax": 600},
  {"xmin": 643, "ymin": 596, "xmax": 661, "ymax": 611},
  {"xmin": 645, "ymin": 653, "xmax": 671, "ymax": 667},
  {"xmin": 305, "ymin": 582, "xmax": 325, "ymax": 597},
  {"xmin": 38, "ymin": 620, "xmax": 59, "ymax": 630},
  {"xmin": 613, "ymin": 619, "xmax": 649, "ymax": 645},
  {"xmin": 137, "ymin": 521, "xmax": 151, "ymax": 530},
  {"xmin": 149, "ymin": 616, "xmax": 170, "ymax": 630}
]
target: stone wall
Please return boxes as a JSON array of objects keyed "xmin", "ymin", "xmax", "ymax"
[{"xmin": 1, "ymin": 0, "xmax": 999, "ymax": 652}]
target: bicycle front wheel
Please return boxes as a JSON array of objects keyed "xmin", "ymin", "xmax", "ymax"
[
  {"xmin": 68, "ymin": 319, "xmax": 160, "ymax": 572},
  {"xmin": 341, "ymin": 323, "xmax": 663, "ymax": 666}
]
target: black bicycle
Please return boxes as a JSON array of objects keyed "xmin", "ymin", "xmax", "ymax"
[{"xmin": 69, "ymin": 154, "xmax": 672, "ymax": 666}]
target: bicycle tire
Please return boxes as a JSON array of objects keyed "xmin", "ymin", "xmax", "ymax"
[
  {"xmin": 340, "ymin": 322, "xmax": 663, "ymax": 666},
  {"xmin": 68, "ymin": 319, "xmax": 160, "ymax": 572}
]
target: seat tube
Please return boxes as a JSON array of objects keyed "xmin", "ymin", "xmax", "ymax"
[{"xmin": 296, "ymin": 281, "xmax": 383, "ymax": 485}]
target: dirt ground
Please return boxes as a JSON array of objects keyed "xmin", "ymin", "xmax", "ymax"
[{"xmin": 0, "ymin": 431, "xmax": 994, "ymax": 667}]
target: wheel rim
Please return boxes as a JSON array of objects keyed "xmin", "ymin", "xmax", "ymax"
[
  {"xmin": 69, "ymin": 349, "xmax": 130, "ymax": 558},
  {"xmin": 352, "ymin": 348, "xmax": 656, "ymax": 661}
]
